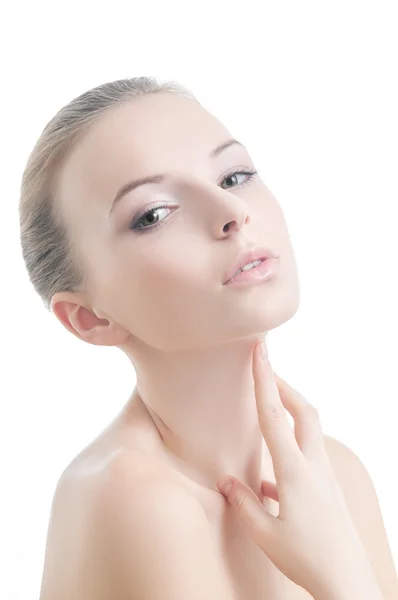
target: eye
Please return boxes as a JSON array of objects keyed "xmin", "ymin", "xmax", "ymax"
[
  {"xmin": 129, "ymin": 168, "xmax": 258, "ymax": 234},
  {"xmin": 220, "ymin": 168, "xmax": 258, "ymax": 189},
  {"xmin": 129, "ymin": 204, "xmax": 173, "ymax": 234}
]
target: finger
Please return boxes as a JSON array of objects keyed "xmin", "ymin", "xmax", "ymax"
[
  {"xmin": 252, "ymin": 343, "xmax": 301, "ymax": 481},
  {"xmin": 217, "ymin": 476, "xmax": 278, "ymax": 549},
  {"xmin": 261, "ymin": 480, "xmax": 279, "ymax": 503},
  {"xmin": 273, "ymin": 372, "xmax": 326, "ymax": 460}
]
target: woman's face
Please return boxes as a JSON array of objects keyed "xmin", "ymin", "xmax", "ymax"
[{"xmin": 54, "ymin": 92, "xmax": 300, "ymax": 351}]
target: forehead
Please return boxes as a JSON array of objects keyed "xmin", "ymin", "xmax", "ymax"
[{"xmin": 74, "ymin": 93, "xmax": 231, "ymax": 172}]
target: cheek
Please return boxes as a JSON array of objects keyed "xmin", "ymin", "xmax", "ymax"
[
  {"xmin": 140, "ymin": 252, "xmax": 215, "ymax": 307},
  {"xmin": 142, "ymin": 252, "xmax": 206, "ymax": 288},
  {"xmin": 115, "ymin": 257, "xmax": 213, "ymax": 350},
  {"xmin": 115, "ymin": 256, "xmax": 201, "ymax": 319}
]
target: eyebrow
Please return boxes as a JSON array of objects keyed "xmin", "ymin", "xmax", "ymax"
[{"xmin": 108, "ymin": 138, "xmax": 245, "ymax": 218}]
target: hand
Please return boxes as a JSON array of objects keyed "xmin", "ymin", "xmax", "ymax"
[{"xmin": 216, "ymin": 342, "xmax": 378, "ymax": 599}]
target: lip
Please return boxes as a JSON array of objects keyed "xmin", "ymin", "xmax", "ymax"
[{"xmin": 223, "ymin": 246, "xmax": 278, "ymax": 285}]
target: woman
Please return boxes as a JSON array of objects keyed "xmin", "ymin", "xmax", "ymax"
[{"xmin": 19, "ymin": 76, "xmax": 395, "ymax": 599}]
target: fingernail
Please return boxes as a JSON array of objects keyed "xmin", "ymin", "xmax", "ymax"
[{"xmin": 260, "ymin": 342, "xmax": 268, "ymax": 361}]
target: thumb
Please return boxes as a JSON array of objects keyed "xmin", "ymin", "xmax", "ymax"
[{"xmin": 217, "ymin": 477, "xmax": 276, "ymax": 546}]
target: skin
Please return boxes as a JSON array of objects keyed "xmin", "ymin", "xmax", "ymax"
[
  {"xmin": 42, "ymin": 92, "xmax": 398, "ymax": 600},
  {"xmin": 51, "ymin": 91, "xmax": 300, "ymax": 513}
]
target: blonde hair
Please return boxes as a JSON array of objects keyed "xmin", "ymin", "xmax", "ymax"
[{"xmin": 18, "ymin": 76, "xmax": 198, "ymax": 312}]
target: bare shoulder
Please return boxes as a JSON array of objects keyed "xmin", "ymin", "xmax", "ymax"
[
  {"xmin": 39, "ymin": 448, "xmax": 224, "ymax": 600},
  {"xmin": 100, "ymin": 450, "xmax": 205, "ymax": 532},
  {"xmin": 323, "ymin": 433, "xmax": 362, "ymax": 463},
  {"xmin": 91, "ymin": 450, "xmax": 230, "ymax": 599},
  {"xmin": 37, "ymin": 448, "xmax": 155, "ymax": 599},
  {"xmin": 324, "ymin": 434, "xmax": 398, "ymax": 600},
  {"xmin": 38, "ymin": 457, "xmax": 116, "ymax": 600},
  {"xmin": 99, "ymin": 446, "xmax": 202, "ymax": 507}
]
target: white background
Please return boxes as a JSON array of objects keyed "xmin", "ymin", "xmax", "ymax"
[{"xmin": 1, "ymin": 0, "xmax": 397, "ymax": 598}]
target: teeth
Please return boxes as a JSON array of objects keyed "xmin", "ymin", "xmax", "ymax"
[{"xmin": 234, "ymin": 259, "xmax": 263, "ymax": 277}]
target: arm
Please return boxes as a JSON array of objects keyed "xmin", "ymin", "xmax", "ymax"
[{"xmin": 99, "ymin": 471, "xmax": 231, "ymax": 599}]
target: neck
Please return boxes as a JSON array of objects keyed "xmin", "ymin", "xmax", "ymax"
[{"xmin": 121, "ymin": 335, "xmax": 274, "ymax": 496}]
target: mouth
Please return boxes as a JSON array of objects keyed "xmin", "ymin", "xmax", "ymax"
[
  {"xmin": 224, "ymin": 256, "xmax": 279, "ymax": 286},
  {"xmin": 230, "ymin": 257, "xmax": 267, "ymax": 279},
  {"xmin": 223, "ymin": 246, "xmax": 277, "ymax": 285}
]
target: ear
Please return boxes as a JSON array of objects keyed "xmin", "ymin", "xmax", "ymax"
[{"xmin": 51, "ymin": 292, "xmax": 129, "ymax": 347}]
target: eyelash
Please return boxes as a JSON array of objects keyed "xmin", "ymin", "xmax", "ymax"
[{"xmin": 129, "ymin": 168, "xmax": 259, "ymax": 234}]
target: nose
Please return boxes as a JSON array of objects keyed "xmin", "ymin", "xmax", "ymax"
[
  {"xmin": 222, "ymin": 213, "xmax": 249, "ymax": 234},
  {"xmin": 214, "ymin": 194, "xmax": 251, "ymax": 239},
  {"xmin": 186, "ymin": 176, "xmax": 252, "ymax": 238}
]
